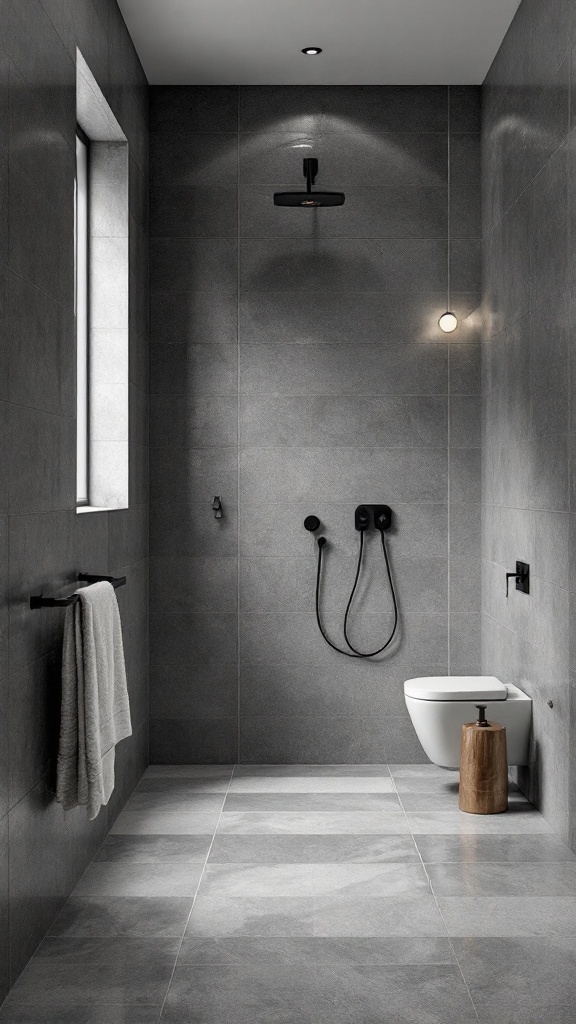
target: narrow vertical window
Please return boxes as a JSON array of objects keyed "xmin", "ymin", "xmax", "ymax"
[{"xmin": 76, "ymin": 127, "xmax": 89, "ymax": 506}]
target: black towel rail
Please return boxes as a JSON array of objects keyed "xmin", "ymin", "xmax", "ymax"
[{"xmin": 30, "ymin": 574, "xmax": 126, "ymax": 610}]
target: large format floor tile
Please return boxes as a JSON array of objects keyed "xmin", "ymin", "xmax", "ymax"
[
  {"xmin": 217, "ymin": 811, "xmax": 412, "ymax": 833},
  {"xmin": 3, "ymin": 762, "xmax": 575, "ymax": 1024},
  {"xmin": 160, "ymin": 963, "xmax": 477, "ymax": 1024},
  {"xmin": 453, "ymin": 936, "xmax": 576, "ymax": 1024}
]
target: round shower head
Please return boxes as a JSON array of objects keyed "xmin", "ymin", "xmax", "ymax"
[
  {"xmin": 273, "ymin": 157, "xmax": 345, "ymax": 207},
  {"xmin": 274, "ymin": 190, "xmax": 345, "ymax": 207}
]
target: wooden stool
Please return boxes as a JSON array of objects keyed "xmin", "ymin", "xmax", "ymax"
[{"xmin": 459, "ymin": 705, "xmax": 508, "ymax": 814}]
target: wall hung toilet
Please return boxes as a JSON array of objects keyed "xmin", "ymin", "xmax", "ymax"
[{"xmin": 404, "ymin": 676, "xmax": 532, "ymax": 769}]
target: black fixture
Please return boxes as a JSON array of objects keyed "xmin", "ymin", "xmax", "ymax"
[
  {"xmin": 302, "ymin": 46, "xmax": 322, "ymax": 55},
  {"xmin": 505, "ymin": 561, "xmax": 530, "ymax": 598},
  {"xmin": 355, "ymin": 505, "xmax": 392, "ymax": 532},
  {"xmin": 30, "ymin": 573, "xmax": 126, "ymax": 609},
  {"xmin": 354, "ymin": 506, "xmax": 371, "ymax": 531},
  {"xmin": 212, "ymin": 496, "xmax": 223, "ymax": 520},
  {"xmin": 274, "ymin": 158, "xmax": 345, "ymax": 208},
  {"xmin": 476, "ymin": 705, "xmax": 489, "ymax": 727},
  {"xmin": 308, "ymin": 505, "xmax": 398, "ymax": 658}
]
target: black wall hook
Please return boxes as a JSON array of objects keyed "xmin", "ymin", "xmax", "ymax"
[{"xmin": 212, "ymin": 496, "xmax": 223, "ymax": 519}]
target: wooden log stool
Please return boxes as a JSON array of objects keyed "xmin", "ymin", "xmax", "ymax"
[{"xmin": 459, "ymin": 704, "xmax": 508, "ymax": 814}]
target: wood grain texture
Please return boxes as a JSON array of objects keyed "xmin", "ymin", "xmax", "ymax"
[{"xmin": 459, "ymin": 721, "xmax": 508, "ymax": 814}]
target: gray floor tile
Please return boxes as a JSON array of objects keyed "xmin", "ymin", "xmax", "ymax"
[
  {"xmin": 312, "ymin": 895, "xmax": 447, "ymax": 936},
  {"xmin": 198, "ymin": 862, "xmax": 430, "ymax": 898},
  {"xmin": 400, "ymin": 790, "xmax": 529, "ymax": 811},
  {"xmin": 406, "ymin": 809, "xmax": 554, "ymax": 834},
  {"xmin": 48, "ymin": 897, "xmax": 193, "ymax": 938},
  {"xmin": 233, "ymin": 764, "xmax": 391, "ymax": 777},
  {"xmin": 177, "ymin": 935, "xmax": 456, "ymax": 966},
  {"xmin": 123, "ymin": 792, "xmax": 225, "ymax": 814},
  {"xmin": 217, "ymin": 811, "xmax": 411, "ymax": 834},
  {"xmin": 160, "ymin": 963, "xmax": 476, "ymax": 1023},
  {"xmin": 388, "ymin": 764, "xmax": 450, "ymax": 777},
  {"xmin": 428, "ymin": 861, "xmax": 576, "ymax": 896},
  {"xmin": 0, "ymin": 1008, "xmax": 159, "ymax": 1023},
  {"xmin": 144, "ymin": 765, "xmax": 233, "ymax": 780},
  {"xmin": 94, "ymin": 835, "xmax": 212, "ymax": 864},
  {"xmin": 208, "ymin": 834, "xmax": 420, "ymax": 863},
  {"xmin": 185, "ymin": 896, "xmax": 315, "ymax": 937},
  {"xmin": 229, "ymin": 774, "xmax": 395, "ymax": 793},
  {"xmin": 73, "ymin": 863, "xmax": 204, "ymax": 898},
  {"xmin": 223, "ymin": 792, "xmax": 402, "ymax": 812},
  {"xmin": 4, "ymin": 938, "xmax": 177, "ymax": 1008},
  {"xmin": 136, "ymin": 775, "xmax": 230, "ymax": 795},
  {"xmin": 453, "ymin": 936, "xmax": 576, "ymax": 1024},
  {"xmin": 415, "ymin": 834, "xmax": 576, "ymax": 863},
  {"xmin": 110, "ymin": 811, "xmax": 220, "ymax": 835},
  {"xmin": 438, "ymin": 896, "xmax": 576, "ymax": 936}
]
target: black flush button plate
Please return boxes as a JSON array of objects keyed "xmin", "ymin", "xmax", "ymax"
[{"xmin": 516, "ymin": 561, "xmax": 530, "ymax": 594}]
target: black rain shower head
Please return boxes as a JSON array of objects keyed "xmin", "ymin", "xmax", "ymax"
[{"xmin": 274, "ymin": 158, "xmax": 345, "ymax": 208}]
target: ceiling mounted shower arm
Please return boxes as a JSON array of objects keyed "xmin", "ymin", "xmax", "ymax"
[{"xmin": 304, "ymin": 157, "xmax": 318, "ymax": 194}]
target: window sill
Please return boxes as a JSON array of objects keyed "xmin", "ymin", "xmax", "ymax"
[{"xmin": 77, "ymin": 504, "xmax": 128, "ymax": 514}]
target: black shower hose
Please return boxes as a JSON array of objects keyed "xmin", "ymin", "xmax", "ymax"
[{"xmin": 315, "ymin": 529, "xmax": 398, "ymax": 658}]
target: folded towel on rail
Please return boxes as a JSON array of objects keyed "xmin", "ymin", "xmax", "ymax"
[{"xmin": 57, "ymin": 581, "xmax": 131, "ymax": 819}]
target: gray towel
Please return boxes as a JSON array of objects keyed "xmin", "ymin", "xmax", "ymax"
[{"xmin": 57, "ymin": 581, "xmax": 132, "ymax": 819}]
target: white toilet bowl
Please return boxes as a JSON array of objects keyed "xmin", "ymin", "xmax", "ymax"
[{"xmin": 404, "ymin": 676, "xmax": 532, "ymax": 769}]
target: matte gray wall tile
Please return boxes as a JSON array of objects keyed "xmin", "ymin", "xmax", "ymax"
[
  {"xmin": 239, "ymin": 131, "xmax": 447, "ymax": 187},
  {"xmin": 150, "ymin": 132, "xmax": 238, "ymax": 188},
  {"xmin": 150, "ymin": 343, "xmax": 237, "ymax": 397},
  {"xmin": 150, "ymin": 556, "xmax": 238, "ymax": 615},
  {"xmin": 150, "ymin": 394, "xmax": 238, "ymax": 448},
  {"xmin": 150, "ymin": 86, "xmax": 239, "ymax": 132},
  {"xmin": 150, "ymin": 446, "xmax": 238, "ymax": 505},
  {"xmin": 239, "ymin": 290, "xmax": 479, "ymax": 347},
  {"xmin": 150, "ymin": 613, "xmax": 237, "ymax": 716},
  {"xmin": 240, "ymin": 396, "xmax": 447, "ymax": 448},
  {"xmin": 8, "ymin": 407, "xmax": 74, "ymax": 514},
  {"xmin": 240, "ymin": 186, "xmax": 447, "ymax": 239},
  {"xmin": 150, "ymin": 289, "xmax": 237, "ymax": 346},
  {"xmin": 150, "ymin": 501, "xmax": 238, "ymax": 557},
  {"xmin": 2, "ymin": 0, "xmax": 150, "ymax": 996},
  {"xmin": 239, "ymin": 85, "xmax": 449, "ymax": 133},
  {"xmin": 449, "ymin": 86, "xmax": 481, "ymax": 132},
  {"xmin": 150, "ymin": 238, "xmax": 238, "ymax": 293},
  {"xmin": 240, "ymin": 238, "xmax": 447, "ymax": 291},
  {"xmin": 9, "ymin": 649, "xmax": 61, "ymax": 807},
  {"xmin": 0, "ymin": 813, "xmax": 8, "ymax": 1002},
  {"xmin": 240, "ymin": 502, "xmax": 447, "ymax": 559},
  {"xmin": 150, "ymin": 185, "xmax": 238, "ymax": 238},
  {"xmin": 240, "ymin": 343, "xmax": 447, "ymax": 397},
  {"xmin": 240, "ymin": 714, "xmax": 426, "ymax": 764},
  {"xmin": 150, "ymin": 719, "xmax": 238, "ymax": 764},
  {"xmin": 149, "ymin": 83, "xmax": 480, "ymax": 767},
  {"xmin": 240, "ymin": 447, "xmax": 447, "ymax": 503}
]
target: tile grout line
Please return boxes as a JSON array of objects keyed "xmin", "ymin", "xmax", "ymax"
[
  {"xmin": 390, "ymin": 765, "xmax": 480, "ymax": 1023},
  {"xmin": 154, "ymin": 767, "xmax": 236, "ymax": 1024},
  {"xmin": 237, "ymin": 86, "xmax": 242, "ymax": 765}
]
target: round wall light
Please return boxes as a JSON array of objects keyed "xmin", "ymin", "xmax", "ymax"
[
  {"xmin": 439, "ymin": 311, "xmax": 458, "ymax": 333},
  {"xmin": 302, "ymin": 47, "xmax": 322, "ymax": 55}
]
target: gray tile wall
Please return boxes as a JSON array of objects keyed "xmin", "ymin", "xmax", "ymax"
[
  {"xmin": 149, "ymin": 85, "xmax": 482, "ymax": 764},
  {"xmin": 481, "ymin": 0, "xmax": 576, "ymax": 847},
  {"xmin": 0, "ymin": 0, "xmax": 149, "ymax": 997}
]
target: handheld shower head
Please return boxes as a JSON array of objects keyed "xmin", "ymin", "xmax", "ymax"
[{"xmin": 274, "ymin": 158, "xmax": 345, "ymax": 208}]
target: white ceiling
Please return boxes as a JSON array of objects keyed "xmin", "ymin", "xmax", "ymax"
[{"xmin": 118, "ymin": 0, "xmax": 521, "ymax": 85}]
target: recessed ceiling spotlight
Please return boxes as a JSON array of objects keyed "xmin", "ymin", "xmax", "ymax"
[{"xmin": 302, "ymin": 47, "xmax": 322, "ymax": 55}]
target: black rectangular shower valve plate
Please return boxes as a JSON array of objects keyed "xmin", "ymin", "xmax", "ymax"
[
  {"xmin": 516, "ymin": 560, "xmax": 530, "ymax": 594},
  {"xmin": 354, "ymin": 505, "xmax": 393, "ymax": 531}
]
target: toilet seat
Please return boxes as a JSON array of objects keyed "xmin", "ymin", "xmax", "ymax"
[{"xmin": 404, "ymin": 676, "xmax": 507, "ymax": 701}]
